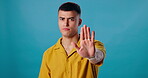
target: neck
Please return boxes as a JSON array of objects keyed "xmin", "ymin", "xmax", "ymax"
[
  {"xmin": 62, "ymin": 34, "xmax": 79, "ymax": 46},
  {"xmin": 61, "ymin": 34, "xmax": 79, "ymax": 54}
]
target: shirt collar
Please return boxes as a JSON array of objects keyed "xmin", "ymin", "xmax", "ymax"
[{"xmin": 54, "ymin": 37, "xmax": 80, "ymax": 52}]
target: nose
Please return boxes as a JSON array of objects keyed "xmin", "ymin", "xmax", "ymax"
[{"xmin": 64, "ymin": 19, "xmax": 69, "ymax": 26}]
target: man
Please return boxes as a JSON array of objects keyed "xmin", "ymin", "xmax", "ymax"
[{"xmin": 39, "ymin": 2, "xmax": 106, "ymax": 78}]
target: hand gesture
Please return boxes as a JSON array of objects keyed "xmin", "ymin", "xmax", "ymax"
[{"xmin": 72, "ymin": 25, "xmax": 95, "ymax": 58}]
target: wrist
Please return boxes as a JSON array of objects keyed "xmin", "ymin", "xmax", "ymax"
[
  {"xmin": 87, "ymin": 48, "xmax": 104, "ymax": 64},
  {"xmin": 87, "ymin": 56, "xmax": 96, "ymax": 61}
]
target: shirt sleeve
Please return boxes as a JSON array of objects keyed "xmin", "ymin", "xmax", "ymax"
[
  {"xmin": 94, "ymin": 40, "xmax": 106, "ymax": 66},
  {"xmin": 38, "ymin": 51, "xmax": 51, "ymax": 78}
]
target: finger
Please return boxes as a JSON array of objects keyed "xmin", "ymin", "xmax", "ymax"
[
  {"xmin": 71, "ymin": 42, "xmax": 80, "ymax": 51},
  {"xmin": 80, "ymin": 27, "xmax": 84, "ymax": 41},
  {"xmin": 83, "ymin": 25, "xmax": 87, "ymax": 40},
  {"xmin": 91, "ymin": 31, "xmax": 95, "ymax": 41},
  {"xmin": 87, "ymin": 27, "xmax": 90, "ymax": 40}
]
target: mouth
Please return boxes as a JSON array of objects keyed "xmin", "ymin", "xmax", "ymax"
[{"xmin": 63, "ymin": 28, "xmax": 70, "ymax": 31}]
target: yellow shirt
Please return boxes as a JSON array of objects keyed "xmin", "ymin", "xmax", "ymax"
[{"xmin": 39, "ymin": 38, "xmax": 106, "ymax": 78}]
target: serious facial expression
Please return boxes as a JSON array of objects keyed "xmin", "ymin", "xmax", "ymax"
[{"xmin": 58, "ymin": 10, "xmax": 81, "ymax": 38}]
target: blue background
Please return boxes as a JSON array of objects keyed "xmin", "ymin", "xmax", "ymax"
[{"xmin": 0, "ymin": 0, "xmax": 148, "ymax": 78}]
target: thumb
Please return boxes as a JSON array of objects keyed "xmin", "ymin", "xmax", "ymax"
[{"xmin": 71, "ymin": 42, "xmax": 80, "ymax": 51}]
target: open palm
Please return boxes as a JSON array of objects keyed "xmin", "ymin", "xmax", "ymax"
[{"xmin": 72, "ymin": 25, "xmax": 95, "ymax": 58}]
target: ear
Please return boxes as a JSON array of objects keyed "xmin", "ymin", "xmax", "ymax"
[{"xmin": 78, "ymin": 18, "xmax": 82, "ymax": 26}]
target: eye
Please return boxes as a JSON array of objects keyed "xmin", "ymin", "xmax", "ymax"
[
  {"xmin": 59, "ymin": 17, "xmax": 64, "ymax": 20},
  {"xmin": 69, "ymin": 18, "xmax": 75, "ymax": 21}
]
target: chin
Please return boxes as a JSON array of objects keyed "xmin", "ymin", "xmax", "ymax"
[
  {"xmin": 63, "ymin": 33, "xmax": 78, "ymax": 38},
  {"xmin": 61, "ymin": 31, "xmax": 78, "ymax": 37},
  {"xmin": 62, "ymin": 34, "xmax": 71, "ymax": 38}
]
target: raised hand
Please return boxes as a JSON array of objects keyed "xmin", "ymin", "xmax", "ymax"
[{"xmin": 72, "ymin": 25, "xmax": 95, "ymax": 58}]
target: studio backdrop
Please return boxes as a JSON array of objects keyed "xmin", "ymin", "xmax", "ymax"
[{"xmin": 0, "ymin": 0, "xmax": 148, "ymax": 78}]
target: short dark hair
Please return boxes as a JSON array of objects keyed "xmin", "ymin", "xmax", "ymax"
[{"xmin": 58, "ymin": 2, "xmax": 81, "ymax": 15}]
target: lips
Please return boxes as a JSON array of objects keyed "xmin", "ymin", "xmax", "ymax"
[{"xmin": 63, "ymin": 28, "xmax": 70, "ymax": 30}]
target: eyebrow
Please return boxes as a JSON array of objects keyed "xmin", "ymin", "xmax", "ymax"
[
  {"xmin": 59, "ymin": 17, "xmax": 75, "ymax": 19},
  {"xmin": 69, "ymin": 17, "xmax": 75, "ymax": 19},
  {"xmin": 59, "ymin": 17, "xmax": 64, "ymax": 19}
]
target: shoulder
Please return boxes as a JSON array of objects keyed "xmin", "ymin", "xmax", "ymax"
[
  {"xmin": 43, "ymin": 44, "xmax": 57, "ymax": 55},
  {"xmin": 43, "ymin": 38, "xmax": 61, "ymax": 55}
]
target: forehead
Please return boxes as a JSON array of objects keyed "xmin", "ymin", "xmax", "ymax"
[{"xmin": 58, "ymin": 10, "xmax": 79, "ymax": 17}]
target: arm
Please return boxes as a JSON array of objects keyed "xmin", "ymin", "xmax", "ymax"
[
  {"xmin": 88, "ymin": 47, "xmax": 105, "ymax": 64},
  {"xmin": 38, "ymin": 52, "xmax": 51, "ymax": 78},
  {"xmin": 72, "ymin": 25, "xmax": 105, "ymax": 65}
]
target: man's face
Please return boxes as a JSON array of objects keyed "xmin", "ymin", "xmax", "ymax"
[{"xmin": 58, "ymin": 10, "xmax": 81, "ymax": 38}]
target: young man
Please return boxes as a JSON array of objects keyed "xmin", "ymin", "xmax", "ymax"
[{"xmin": 39, "ymin": 2, "xmax": 106, "ymax": 78}]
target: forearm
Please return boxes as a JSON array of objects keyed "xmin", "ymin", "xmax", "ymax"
[{"xmin": 88, "ymin": 48, "xmax": 104, "ymax": 64}]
